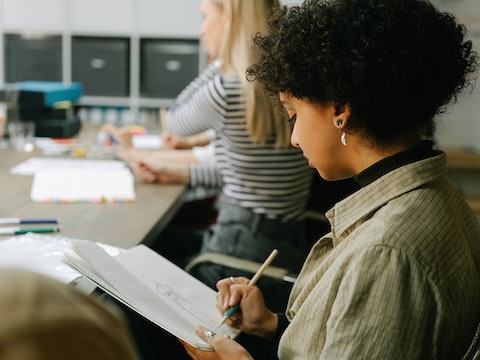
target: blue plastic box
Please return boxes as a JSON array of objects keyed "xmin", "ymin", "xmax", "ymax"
[{"xmin": 16, "ymin": 81, "xmax": 83, "ymax": 107}]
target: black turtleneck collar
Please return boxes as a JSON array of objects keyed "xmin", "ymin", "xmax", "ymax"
[{"xmin": 354, "ymin": 140, "xmax": 438, "ymax": 187}]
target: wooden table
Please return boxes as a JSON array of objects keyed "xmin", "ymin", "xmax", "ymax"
[{"xmin": 0, "ymin": 137, "xmax": 187, "ymax": 249}]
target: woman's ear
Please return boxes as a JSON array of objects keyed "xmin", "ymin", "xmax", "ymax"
[{"xmin": 333, "ymin": 104, "xmax": 351, "ymax": 128}]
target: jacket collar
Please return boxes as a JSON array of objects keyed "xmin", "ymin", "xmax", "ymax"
[{"xmin": 326, "ymin": 151, "xmax": 447, "ymax": 247}]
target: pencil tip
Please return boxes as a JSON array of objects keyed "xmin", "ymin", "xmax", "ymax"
[{"xmin": 217, "ymin": 316, "xmax": 228, "ymax": 329}]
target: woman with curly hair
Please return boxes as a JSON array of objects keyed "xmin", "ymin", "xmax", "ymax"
[{"xmin": 181, "ymin": 0, "xmax": 480, "ymax": 358}]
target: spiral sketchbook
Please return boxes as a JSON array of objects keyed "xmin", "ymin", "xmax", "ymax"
[{"xmin": 62, "ymin": 240, "xmax": 240, "ymax": 350}]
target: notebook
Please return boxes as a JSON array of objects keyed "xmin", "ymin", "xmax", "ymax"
[
  {"xmin": 30, "ymin": 166, "xmax": 136, "ymax": 203},
  {"xmin": 63, "ymin": 240, "xmax": 241, "ymax": 350}
]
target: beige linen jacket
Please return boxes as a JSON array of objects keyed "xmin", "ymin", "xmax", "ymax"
[{"xmin": 279, "ymin": 152, "xmax": 480, "ymax": 359}]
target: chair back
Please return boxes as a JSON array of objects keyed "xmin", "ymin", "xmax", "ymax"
[{"xmin": 462, "ymin": 321, "xmax": 480, "ymax": 360}]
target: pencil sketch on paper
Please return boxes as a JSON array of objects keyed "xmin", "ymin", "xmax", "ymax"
[{"xmin": 155, "ymin": 283, "xmax": 216, "ymax": 324}]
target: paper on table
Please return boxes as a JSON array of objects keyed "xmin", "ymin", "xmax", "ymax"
[
  {"xmin": 0, "ymin": 233, "xmax": 123, "ymax": 283},
  {"xmin": 10, "ymin": 157, "xmax": 129, "ymax": 176},
  {"xmin": 131, "ymin": 134, "xmax": 163, "ymax": 149},
  {"xmin": 63, "ymin": 240, "xmax": 240, "ymax": 350},
  {"xmin": 30, "ymin": 167, "xmax": 136, "ymax": 203}
]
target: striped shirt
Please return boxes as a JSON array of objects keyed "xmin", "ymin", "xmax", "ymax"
[{"xmin": 167, "ymin": 64, "xmax": 312, "ymax": 221}]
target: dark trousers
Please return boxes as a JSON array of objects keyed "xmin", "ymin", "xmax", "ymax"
[{"xmin": 150, "ymin": 200, "xmax": 307, "ymax": 312}]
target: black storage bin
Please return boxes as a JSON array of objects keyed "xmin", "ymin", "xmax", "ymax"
[
  {"xmin": 140, "ymin": 39, "xmax": 200, "ymax": 99},
  {"xmin": 72, "ymin": 36, "xmax": 130, "ymax": 97},
  {"xmin": 4, "ymin": 34, "xmax": 62, "ymax": 82}
]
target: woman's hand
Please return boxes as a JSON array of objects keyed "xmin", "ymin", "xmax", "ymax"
[
  {"xmin": 130, "ymin": 159, "xmax": 161, "ymax": 183},
  {"xmin": 100, "ymin": 124, "xmax": 139, "ymax": 162},
  {"xmin": 180, "ymin": 326, "xmax": 253, "ymax": 360},
  {"xmin": 100, "ymin": 124, "xmax": 134, "ymax": 148},
  {"xmin": 161, "ymin": 132, "xmax": 194, "ymax": 150},
  {"xmin": 215, "ymin": 277, "xmax": 278, "ymax": 339},
  {"xmin": 162, "ymin": 130, "xmax": 213, "ymax": 150},
  {"xmin": 131, "ymin": 155, "xmax": 190, "ymax": 184}
]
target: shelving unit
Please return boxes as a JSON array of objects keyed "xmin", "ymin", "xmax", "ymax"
[{"xmin": 0, "ymin": 0, "xmax": 206, "ymax": 126}]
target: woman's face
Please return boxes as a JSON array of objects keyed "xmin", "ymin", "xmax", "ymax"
[
  {"xmin": 200, "ymin": 0, "xmax": 227, "ymax": 60},
  {"xmin": 280, "ymin": 93, "xmax": 351, "ymax": 181}
]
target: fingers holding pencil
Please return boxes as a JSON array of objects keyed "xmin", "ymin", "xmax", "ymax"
[
  {"xmin": 216, "ymin": 249, "xmax": 278, "ymax": 329},
  {"xmin": 215, "ymin": 278, "xmax": 278, "ymax": 335}
]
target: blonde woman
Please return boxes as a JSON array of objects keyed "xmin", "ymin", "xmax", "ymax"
[
  {"xmin": 136, "ymin": 0, "xmax": 312, "ymax": 310},
  {"xmin": 107, "ymin": 1, "xmax": 312, "ymax": 358}
]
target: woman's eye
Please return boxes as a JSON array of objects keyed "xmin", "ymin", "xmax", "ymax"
[{"xmin": 288, "ymin": 114, "xmax": 297, "ymax": 124}]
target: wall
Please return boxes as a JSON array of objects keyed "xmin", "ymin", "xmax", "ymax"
[
  {"xmin": 430, "ymin": 0, "xmax": 480, "ymax": 151},
  {"xmin": 0, "ymin": 0, "xmax": 204, "ymax": 123},
  {"xmin": 1, "ymin": 0, "xmax": 478, "ymax": 147},
  {"xmin": 279, "ymin": 0, "xmax": 480, "ymax": 152}
]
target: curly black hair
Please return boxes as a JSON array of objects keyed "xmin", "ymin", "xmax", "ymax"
[{"xmin": 248, "ymin": 0, "xmax": 478, "ymax": 146}]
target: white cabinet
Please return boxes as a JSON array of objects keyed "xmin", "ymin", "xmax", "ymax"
[
  {"xmin": 1, "ymin": 0, "xmax": 202, "ymax": 36},
  {"xmin": 2, "ymin": 0, "xmax": 66, "ymax": 32},
  {"xmin": 70, "ymin": 0, "xmax": 136, "ymax": 35},
  {"xmin": 0, "ymin": 0, "xmax": 203, "ymax": 122}
]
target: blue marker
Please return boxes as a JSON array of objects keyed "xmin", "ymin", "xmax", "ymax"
[
  {"xmin": 0, "ymin": 218, "xmax": 59, "ymax": 225},
  {"xmin": 108, "ymin": 134, "xmax": 120, "ymax": 145}
]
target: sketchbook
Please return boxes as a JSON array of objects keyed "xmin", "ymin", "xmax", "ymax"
[{"xmin": 62, "ymin": 240, "xmax": 240, "ymax": 351}]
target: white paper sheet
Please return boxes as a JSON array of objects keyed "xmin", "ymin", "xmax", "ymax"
[
  {"xmin": 30, "ymin": 167, "xmax": 136, "ymax": 203},
  {"xmin": 10, "ymin": 157, "xmax": 128, "ymax": 176}
]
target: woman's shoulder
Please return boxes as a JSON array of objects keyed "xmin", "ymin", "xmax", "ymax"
[
  {"xmin": 212, "ymin": 73, "xmax": 243, "ymax": 99},
  {"xmin": 218, "ymin": 73, "xmax": 241, "ymax": 87}
]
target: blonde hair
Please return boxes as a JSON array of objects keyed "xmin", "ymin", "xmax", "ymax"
[{"xmin": 212, "ymin": 0, "xmax": 291, "ymax": 147}]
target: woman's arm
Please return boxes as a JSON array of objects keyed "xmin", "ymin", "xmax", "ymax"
[
  {"xmin": 131, "ymin": 158, "xmax": 191, "ymax": 184},
  {"xmin": 166, "ymin": 66, "xmax": 226, "ymax": 137},
  {"xmin": 162, "ymin": 130, "xmax": 215, "ymax": 150}
]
